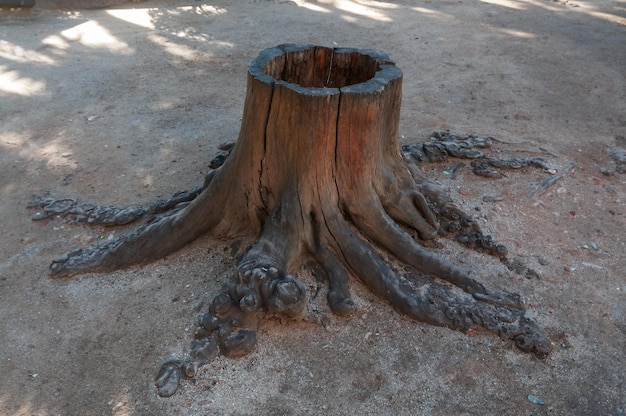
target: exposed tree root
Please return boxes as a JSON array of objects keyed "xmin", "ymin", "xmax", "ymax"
[
  {"xmin": 36, "ymin": 131, "xmax": 557, "ymax": 397},
  {"xmin": 38, "ymin": 44, "xmax": 554, "ymax": 398},
  {"xmin": 40, "ymin": 133, "xmax": 554, "ymax": 397}
]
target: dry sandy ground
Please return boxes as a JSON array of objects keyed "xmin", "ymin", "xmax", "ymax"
[{"xmin": 1, "ymin": 0, "xmax": 625, "ymax": 415}]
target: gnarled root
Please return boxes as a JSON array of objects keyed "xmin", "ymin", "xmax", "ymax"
[
  {"xmin": 156, "ymin": 243, "xmax": 307, "ymax": 397},
  {"xmin": 315, "ymin": 212, "xmax": 547, "ymax": 352},
  {"xmin": 39, "ymin": 41, "xmax": 552, "ymax": 400},
  {"xmin": 44, "ymin": 133, "xmax": 552, "ymax": 398},
  {"xmin": 402, "ymin": 130, "xmax": 555, "ymax": 178},
  {"xmin": 154, "ymin": 177, "xmax": 550, "ymax": 396},
  {"xmin": 48, "ymin": 172, "xmax": 223, "ymax": 277}
]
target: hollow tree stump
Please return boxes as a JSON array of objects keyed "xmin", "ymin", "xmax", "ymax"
[{"xmin": 47, "ymin": 44, "xmax": 551, "ymax": 397}]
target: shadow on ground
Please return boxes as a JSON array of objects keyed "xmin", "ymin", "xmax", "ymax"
[{"xmin": 1, "ymin": 0, "xmax": 625, "ymax": 415}]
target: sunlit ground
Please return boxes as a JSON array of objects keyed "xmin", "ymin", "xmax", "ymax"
[{"xmin": 1, "ymin": 1, "xmax": 624, "ymax": 414}]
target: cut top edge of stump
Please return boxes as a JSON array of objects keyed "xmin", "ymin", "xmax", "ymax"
[{"xmin": 249, "ymin": 44, "xmax": 402, "ymax": 95}]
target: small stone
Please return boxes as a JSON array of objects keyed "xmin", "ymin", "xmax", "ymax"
[
  {"xmin": 482, "ymin": 194, "xmax": 504, "ymax": 202},
  {"xmin": 582, "ymin": 261, "xmax": 603, "ymax": 270},
  {"xmin": 32, "ymin": 212, "xmax": 48, "ymax": 221},
  {"xmin": 528, "ymin": 394, "xmax": 545, "ymax": 405},
  {"xmin": 599, "ymin": 167, "xmax": 615, "ymax": 176}
]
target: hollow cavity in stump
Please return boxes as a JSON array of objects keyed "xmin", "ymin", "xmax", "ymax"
[{"xmin": 45, "ymin": 44, "xmax": 551, "ymax": 397}]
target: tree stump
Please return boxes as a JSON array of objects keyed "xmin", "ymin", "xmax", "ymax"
[{"xmin": 47, "ymin": 44, "xmax": 551, "ymax": 397}]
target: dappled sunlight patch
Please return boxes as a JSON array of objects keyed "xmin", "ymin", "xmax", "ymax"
[
  {"xmin": 332, "ymin": 0, "xmax": 392, "ymax": 22},
  {"xmin": 0, "ymin": 133, "xmax": 24, "ymax": 151},
  {"xmin": 0, "ymin": 40, "xmax": 56, "ymax": 65},
  {"xmin": 139, "ymin": 171, "xmax": 155, "ymax": 189},
  {"xmin": 364, "ymin": 0, "xmax": 400, "ymax": 10},
  {"xmin": 494, "ymin": 27, "xmax": 536, "ymax": 39},
  {"xmin": 41, "ymin": 34, "xmax": 71, "ymax": 52},
  {"xmin": 148, "ymin": 34, "xmax": 202, "ymax": 60},
  {"xmin": 479, "ymin": 0, "xmax": 527, "ymax": 10},
  {"xmin": 0, "ymin": 399, "xmax": 48, "ymax": 416},
  {"xmin": 298, "ymin": 1, "xmax": 332, "ymax": 14},
  {"xmin": 517, "ymin": 0, "xmax": 580, "ymax": 12},
  {"xmin": 173, "ymin": 4, "xmax": 227, "ymax": 16},
  {"xmin": 59, "ymin": 19, "xmax": 133, "ymax": 54},
  {"xmin": 150, "ymin": 99, "xmax": 179, "ymax": 112},
  {"xmin": 0, "ymin": 386, "xmax": 59, "ymax": 416},
  {"xmin": 481, "ymin": 0, "xmax": 626, "ymax": 26},
  {"xmin": 36, "ymin": 141, "xmax": 77, "ymax": 169},
  {"xmin": 144, "ymin": 2, "xmax": 227, "ymax": 28},
  {"xmin": 0, "ymin": 68, "xmax": 47, "ymax": 97},
  {"xmin": 147, "ymin": 33, "xmax": 234, "ymax": 60},
  {"xmin": 106, "ymin": 8, "xmax": 156, "ymax": 30},
  {"xmin": 1, "ymin": 132, "xmax": 76, "ymax": 170},
  {"xmin": 106, "ymin": 389, "xmax": 136, "ymax": 416},
  {"xmin": 573, "ymin": 1, "xmax": 626, "ymax": 26}
]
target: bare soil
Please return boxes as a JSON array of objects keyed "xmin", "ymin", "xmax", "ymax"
[{"xmin": 1, "ymin": 1, "xmax": 625, "ymax": 415}]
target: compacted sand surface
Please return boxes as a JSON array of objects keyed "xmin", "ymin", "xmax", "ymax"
[{"xmin": 1, "ymin": 1, "xmax": 625, "ymax": 414}]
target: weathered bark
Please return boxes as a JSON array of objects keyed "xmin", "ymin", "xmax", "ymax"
[{"xmin": 45, "ymin": 44, "xmax": 551, "ymax": 397}]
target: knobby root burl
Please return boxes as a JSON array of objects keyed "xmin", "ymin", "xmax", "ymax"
[
  {"xmin": 149, "ymin": 144, "xmax": 550, "ymax": 396},
  {"xmin": 43, "ymin": 45, "xmax": 552, "ymax": 397}
]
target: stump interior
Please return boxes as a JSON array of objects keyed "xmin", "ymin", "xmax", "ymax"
[{"xmin": 261, "ymin": 46, "xmax": 382, "ymax": 89}]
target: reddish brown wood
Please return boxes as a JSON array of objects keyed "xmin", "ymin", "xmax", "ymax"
[{"xmin": 47, "ymin": 45, "xmax": 550, "ymax": 397}]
